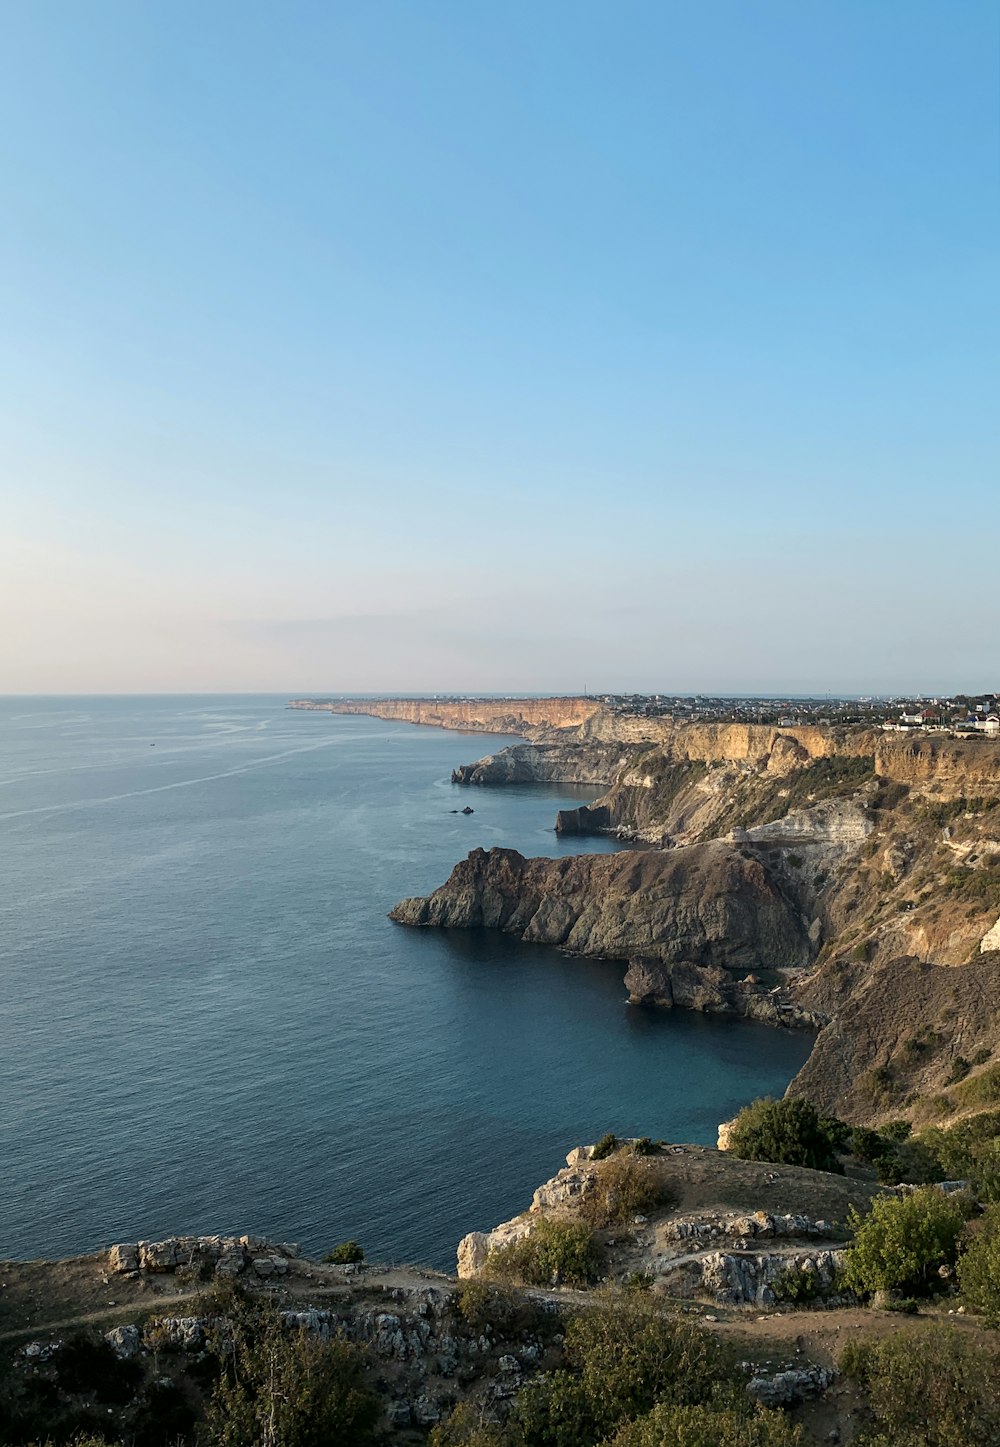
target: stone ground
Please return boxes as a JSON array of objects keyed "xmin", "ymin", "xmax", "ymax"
[{"xmin": 4, "ymin": 1246, "xmax": 998, "ymax": 1445}]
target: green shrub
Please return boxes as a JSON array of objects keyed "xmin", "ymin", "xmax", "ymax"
[
  {"xmin": 839, "ymin": 1324, "xmax": 1000, "ymax": 1445},
  {"xmin": 430, "ymin": 1401, "xmax": 508, "ymax": 1446},
  {"xmin": 632, "ymin": 1137, "xmax": 658, "ymax": 1155},
  {"xmin": 591, "ymin": 1133, "xmax": 620, "ymax": 1160},
  {"xmin": 607, "ymin": 1401, "xmax": 806, "ymax": 1446},
  {"xmin": 873, "ymin": 1137, "xmax": 945, "ymax": 1187},
  {"xmin": 323, "ymin": 1239, "xmax": 364, "ymax": 1264},
  {"xmin": 580, "ymin": 1155, "xmax": 675, "ymax": 1228},
  {"xmin": 204, "ymin": 1300, "xmax": 379, "ymax": 1446},
  {"xmin": 486, "ymin": 1217, "xmax": 602, "ymax": 1288},
  {"xmin": 771, "ymin": 1262, "xmax": 826, "ymax": 1303},
  {"xmin": 862, "ymin": 1063, "xmax": 896, "ymax": 1104},
  {"xmin": 957, "ymin": 1204, "xmax": 1000, "ymax": 1322},
  {"xmin": 843, "ymin": 1187, "xmax": 968, "ymax": 1297},
  {"xmin": 451, "ymin": 1278, "xmax": 554, "ymax": 1338},
  {"xmin": 512, "ymin": 1302, "xmax": 732, "ymax": 1447},
  {"xmin": 726, "ymin": 1097, "xmax": 843, "ymax": 1173}
]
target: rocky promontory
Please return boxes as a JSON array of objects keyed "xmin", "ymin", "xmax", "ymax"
[{"xmin": 390, "ymin": 843, "xmax": 810, "ymax": 973}]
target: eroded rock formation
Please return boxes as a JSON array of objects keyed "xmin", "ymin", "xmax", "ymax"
[{"xmin": 391, "ymin": 844, "xmax": 810, "ymax": 971}]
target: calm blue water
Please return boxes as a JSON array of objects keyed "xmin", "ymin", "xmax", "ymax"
[{"xmin": 0, "ymin": 696, "xmax": 811, "ymax": 1269}]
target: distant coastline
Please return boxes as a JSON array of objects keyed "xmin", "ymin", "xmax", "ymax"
[{"xmin": 287, "ymin": 695, "xmax": 596, "ymax": 735}]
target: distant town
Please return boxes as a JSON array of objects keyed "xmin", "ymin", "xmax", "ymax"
[{"xmin": 595, "ymin": 693, "xmax": 1000, "ymax": 735}]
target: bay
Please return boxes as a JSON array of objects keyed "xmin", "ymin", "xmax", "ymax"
[{"xmin": 0, "ymin": 696, "xmax": 811, "ymax": 1268}]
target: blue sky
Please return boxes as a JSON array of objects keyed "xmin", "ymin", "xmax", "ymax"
[{"xmin": 1, "ymin": 1, "xmax": 997, "ymax": 694}]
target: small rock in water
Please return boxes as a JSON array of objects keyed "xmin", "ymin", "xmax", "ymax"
[{"xmin": 461, "ymin": 806, "xmax": 474, "ymax": 814}]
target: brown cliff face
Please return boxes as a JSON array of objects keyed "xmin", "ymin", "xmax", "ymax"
[
  {"xmin": 288, "ymin": 697, "xmax": 598, "ymax": 735},
  {"xmin": 390, "ymin": 844, "xmax": 810, "ymax": 970}
]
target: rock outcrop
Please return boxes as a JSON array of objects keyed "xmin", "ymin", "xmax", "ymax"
[
  {"xmin": 457, "ymin": 1142, "xmax": 868, "ymax": 1307},
  {"xmin": 624, "ymin": 958, "xmax": 824, "ymax": 1028},
  {"xmin": 107, "ymin": 1234, "xmax": 300, "ymax": 1278},
  {"xmin": 391, "ymin": 844, "xmax": 811, "ymax": 971},
  {"xmin": 452, "ymin": 741, "xmax": 624, "ymax": 787}
]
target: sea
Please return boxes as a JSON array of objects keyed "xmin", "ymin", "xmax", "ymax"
[{"xmin": 0, "ymin": 696, "xmax": 812, "ymax": 1269}]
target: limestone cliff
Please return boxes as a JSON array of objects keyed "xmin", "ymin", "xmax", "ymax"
[
  {"xmin": 288, "ymin": 696, "xmax": 597, "ymax": 736},
  {"xmin": 451, "ymin": 741, "xmax": 626, "ymax": 788},
  {"xmin": 391, "ymin": 844, "xmax": 810, "ymax": 971}
]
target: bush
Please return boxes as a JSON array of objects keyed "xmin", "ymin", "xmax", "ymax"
[
  {"xmin": 486, "ymin": 1217, "xmax": 602, "ymax": 1288},
  {"xmin": 323, "ymin": 1239, "xmax": 364, "ymax": 1264},
  {"xmin": 726, "ymin": 1097, "xmax": 843, "ymax": 1173},
  {"xmin": 608, "ymin": 1401, "xmax": 806, "ymax": 1446},
  {"xmin": 204, "ymin": 1300, "xmax": 379, "ymax": 1446},
  {"xmin": 512, "ymin": 1302, "xmax": 732, "ymax": 1447},
  {"xmin": 770, "ymin": 1262, "xmax": 827, "ymax": 1303},
  {"xmin": 591, "ymin": 1133, "xmax": 620, "ymax": 1160},
  {"xmin": 430, "ymin": 1401, "xmax": 508, "ymax": 1446},
  {"xmin": 839, "ymin": 1324, "xmax": 1000, "ymax": 1445},
  {"xmin": 843, "ymin": 1187, "xmax": 969, "ymax": 1298},
  {"xmin": 451, "ymin": 1278, "xmax": 554, "ymax": 1338},
  {"xmin": 958, "ymin": 1204, "xmax": 1000, "ymax": 1322},
  {"xmin": 580, "ymin": 1155, "xmax": 675, "ymax": 1228}
]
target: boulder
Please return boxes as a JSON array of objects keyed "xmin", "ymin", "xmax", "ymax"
[
  {"xmin": 108, "ymin": 1243, "xmax": 139, "ymax": 1274},
  {"xmin": 105, "ymin": 1325, "xmax": 140, "ymax": 1359}
]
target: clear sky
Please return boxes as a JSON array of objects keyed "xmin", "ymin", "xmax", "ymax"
[{"xmin": 1, "ymin": 1, "xmax": 997, "ymax": 696}]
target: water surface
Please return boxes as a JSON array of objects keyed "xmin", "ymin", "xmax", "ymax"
[{"xmin": 0, "ymin": 697, "xmax": 811, "ymax": 1267}]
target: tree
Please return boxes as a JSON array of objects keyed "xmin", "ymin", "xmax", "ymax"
[
  {"xmin": 840, "ymin": 1324, "xmax": 1000, "ymax": 1446},
  {"xmin": 957, "ymin": 1204, "xmax": 1000, "ymax": 1322},
  {"xmin": 204, "ymin": 1300, "xmax": 379, "ymax": 1447},
  {"xmin": 843, "ymin": 1187, "xmax": 968, "ymax": 1298},
  {"xmin": 512, "ymin": 1301, "xmax": 730, "ymax": 1447},
  {"xmin": 727, "ymin": 1097, "xmax": 843, "ymax": 1173}
]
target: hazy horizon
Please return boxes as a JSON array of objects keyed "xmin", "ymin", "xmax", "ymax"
[{"xmin": 3, "ymin": 2, "xmax": 997, "ymax": 696}]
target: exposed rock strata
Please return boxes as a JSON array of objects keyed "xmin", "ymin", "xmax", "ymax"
[{"xmin": 391, "ymin": 844, "xmax": 810, "ymax": 971}]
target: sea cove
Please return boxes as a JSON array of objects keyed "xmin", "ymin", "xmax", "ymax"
[{"xmin": 0, "ymin": 696, "xmax": 811, "ymax": 1269}]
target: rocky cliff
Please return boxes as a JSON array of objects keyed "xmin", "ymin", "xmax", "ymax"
[
  {"xmin": 451, "ymin": 740, "xmax": 627, "ymax": 787},
  {"xmin": 452, "ymin": 721, "xmax": 1000, "ymax": 836},
  {"xmin": 288, "ymin": 696, "xmax": 597, "ymax": 736},
  {"xmin": 391, "ymin": 843, "xmax": 810, "ymax": 972},
  {"xmin": 398, "ymin": 710, "xmax": 1000, "ymax": 1128}
]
